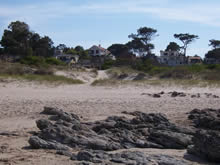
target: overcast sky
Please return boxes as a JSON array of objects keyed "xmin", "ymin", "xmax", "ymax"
[{"xmin": 1, "ymin": 0, "xmax": 220, "ymax": 57}]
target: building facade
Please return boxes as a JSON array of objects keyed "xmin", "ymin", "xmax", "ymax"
[{"xmin": 158, "ymin": 50, "xmax": 186, "ymax": 66}]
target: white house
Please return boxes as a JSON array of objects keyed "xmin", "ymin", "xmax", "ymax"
[
  {"xmin": 88, "ymin": 45, "xmax": 115, "ymax": 60},
  {"xmin": 158, "ymin": 50, "xmax": 186, "ymax": 66}
]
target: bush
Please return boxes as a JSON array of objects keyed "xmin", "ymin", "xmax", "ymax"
[
  {"xmin": 160, "ymin": 67, "xmax": 192, "ymax": 79},
  {"xmin": 205, "ymin": 64, "xmax": 220, "ymax": 70},
  {"xmin": 101, "ymin": 59, "xmax": 115, "ymax": 70},
  {"xmin": 34, "ymin": 68, "xmax": 54, "ymax": 75},
  {"xmin": 187, "ymin": 64, "xmax": 205, "ymax": 73},
  {"xmin": 45, "ymin": 57, "xmax": 65, "ymax": 65},
  {"xmin": 20, "ymin": 56, "xmax": 47, "ymax": 67}
]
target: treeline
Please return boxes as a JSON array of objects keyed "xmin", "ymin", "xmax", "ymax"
[
  {"xmin": 0, "ymin": 21, "xmax": 54, "ymax": 57},
  {"xmin": 1, "ymin": 20, "xmax": 220, "ymax": 65}
]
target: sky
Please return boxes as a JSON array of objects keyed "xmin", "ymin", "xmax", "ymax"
[{"xmin": 1, "ymin": 0, "xmax": 220, "ymax": 57}]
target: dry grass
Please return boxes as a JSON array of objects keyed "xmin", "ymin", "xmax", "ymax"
[
  {"xmin": 107, "ymin": 67, "xmax": 142, "ymax": 78},
  {"xmin": 0, "ymin": 74, "xmax": 84, "ymax": 85},
  {"xmin": 91, "ymin": 78, "xmax": 220, "ymax": 88}
]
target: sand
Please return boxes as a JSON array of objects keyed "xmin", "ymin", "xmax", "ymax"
[{"xmin": 0, "ymin": 80, "xmax": 220, "ymax": 164}]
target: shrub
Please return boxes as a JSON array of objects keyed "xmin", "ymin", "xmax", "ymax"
[
  {"xmin": 45, "ymin": 57, "xmax": 65, "ymax": 66},
  {"xmin": 187, "ymin": 64, "xmax": 205, "ymax": 73},
  {"xmin": 160, "ymin": 67, "xmax": 192, "ymax": 79},
  {"xmin": 20, "ymin": 56, "xmax": 47, "ymax": 67},
  {"xmin": 101, "ymin": 59, "xmax": 115, "ymax": 70},
  {"xmin": 34, "ymin": 68, "xmax": 54, "ymax": 75},
  {"xmin": 205, "ymin": 64, "xmax": 220, "ymax": 70}
]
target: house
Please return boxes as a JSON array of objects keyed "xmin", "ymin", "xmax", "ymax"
[
  {"xmin": 55, "ymin": 54, "xmax": 79, "ymax": 64},
  {"xmin": 187, "ymin": 56, "xmax": 202, "ymax": 65},
  {"xmin": 158, "ymin": 50, "xmax": 186, "ymax": 66},
  {"xmin": 88, "ymin": 45, "xmax": 115, "ymax": 60}
]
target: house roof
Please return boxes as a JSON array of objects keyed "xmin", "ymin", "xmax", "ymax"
[
  {"xmin": 89, "ymin": 45, "xmax": 111, "ymax": 55},
  {"xmin": 188, "ymin": 56, "xmax": 202, "ymax": 60}
]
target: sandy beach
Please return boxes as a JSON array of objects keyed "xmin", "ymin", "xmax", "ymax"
[{"xmin": 0, "ymin": 81, "xmax": 220, "ymax": 164}]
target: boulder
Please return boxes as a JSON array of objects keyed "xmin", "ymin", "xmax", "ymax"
[
  {"xmin": 188, "ymin": 108, "xmax": 220, "ymax": 130},
  {"xmin": 188, "ymin": 130, "xmax": 220, "ymax": 162},
  {"xmin": 149, "ymin": 129, "xmax": 193, "ymax": 149}
]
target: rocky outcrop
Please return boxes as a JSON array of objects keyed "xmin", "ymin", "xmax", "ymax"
[
  {"xmin": 188, "ymin": 108, "xmax": 220, "ymax": 162},
  {"xmin": 29, "ymin": 107, "xmax": 194, "ymax": 164},
  {"xmin": 188, "ymin": 130, "xmax": 220, "ymax": 162},
  {"xmin": 188, "ymin": 108, "xmax": 220, "ymax": 130},
  {"xmin": 70, "ymin": 150, "xmax": 188, "ymax": 165}
]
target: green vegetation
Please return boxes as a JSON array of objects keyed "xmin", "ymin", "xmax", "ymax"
[
  {"xmin": 0, "ymin": 74, "xmax": 83, "ymax": 85},
  {"xmin": 20, "ymin": 56, "xmax": 65, "ymax": 67},
  {"xmin": 1, "ymin": 21, "xmax": 54, "ymax": 58},
  {"xmin": 0, "ymin": 62, "xmax": 83, "ymax": 85}
]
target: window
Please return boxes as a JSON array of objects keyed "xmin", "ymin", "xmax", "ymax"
[
  {"xmin": 96, "ymin": 50, "xmax": 99, "ymax": 54},
  {"xmin": 90, "ymin": 50, "xmax": 94, "ymax": 55}
]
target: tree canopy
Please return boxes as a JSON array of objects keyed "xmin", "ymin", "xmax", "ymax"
[
  {"xmin": 205, "ymin": 48, "xmax": 220, "ymax": 59},
  {"xmin": 165, "ymin": 42, "xmax": 181, "ymax": 52},
  {"xmin": 174, "ymin": 33, "xmax": 199, "ymax": 56},
  {"xmin": 209, "ymin": 39, "xmax": 220, "ymax": 49},
  {"xmin": 0, "ymin": 21, "xmax": 55, "ymax": 58},
  {"xmin": 128, "ymin": 27, "xmax": 158, "ymax": 56},
  {"xmin": 108, "ymin": 44, "xmax": 130, "ymax": 58}
]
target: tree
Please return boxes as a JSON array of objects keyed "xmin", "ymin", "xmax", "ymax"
[
  {"xmin": 0, "ymin": 21, "xmax": 55, "ymax": 58},
  {"xmin": 128, "ymin": 27, "xmax": 158, "ymax": 56},
  {"xmin": 205, "ymin": 48, "xmax": 220, "ymax": 59},
  {"xmin": 0, "ymin": 21, "xmax": 31, "ymax": 56},
  {"xmin": 209, "ymin": 39, "xmax": 220, "ymax": 49},
  {"xmin": 174, "ymin": 33, "xmax": 199, "ymax": 56},
  {"xmin": 107, "ymin": 44, "xmax": 128, "ymax": 57},
  {"xmin": 75, "ymin": 45, "xmax": 84, "ymax": 52},
  {"xmin": 0, "ymin": 47, "xmax": 3, "ymax": 55},
  {"xmin": 165, "ymin": 42, "xmax": 181, "ymax": 51},
  {"xmin": 56, "ymin": 44, "xmax": 67, "ymax": 54},
  {"xmin": 35, "ymin": 36, "xmax": 54, "ymax": 57}
]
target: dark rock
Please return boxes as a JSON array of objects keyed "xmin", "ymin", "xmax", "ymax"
[
  {"xmin": 41, "ymin": 107, "xmax": 63, "ymax": 115},
  {"xmin": 149, "ymin": 129, "xmax": 193, "ymax": 149},
  {"xmin": 187, "ymin": 130, "xmax": 220, "ymax": 162},
  {"xmin": 188, "ymin": 108, "xmax": 220, "ymax": 130},
  {"xmin": 36, "ymin": 119, "xmax": 52, "ymax": 130},
  {"xmin": 118, "ymin": 73, "xmax": 128, "ymax": 80},
  {"xmin": 74, "ymin": 150, "xmax": 188, "ymax": 165},
  {"xmin": 29, "ymin": 107, "xmax": 194, "ymax": 164},
  {"xmin": 133, "ymin": 73, "xmax": 146, "ymax": 80},
  {"xmin": 171, "ymin": 91, "xmax": 186, "ymax": 97},
  {"xmin": 191, "ymin": 93, "xmax": 200, "ymax": 98},
  {"xmin": 153, "ymin": 94, "xmax": 161, "ymax": 98},
  {"xmin": 56, "ymin": 150, "xmax": 73, "ymax": 157},
  {"xmin": 29, "ymin": 136, "xmax": 68, "ymax": 150},
  {"xmin": 204, "ymin": 93, "xmax": 219, "ymax": 98}
]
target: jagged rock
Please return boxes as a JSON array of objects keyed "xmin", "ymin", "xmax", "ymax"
[
  {"xmin": 72, "ymin": 150, "xmax": 188, "ymax": 165},
  {"xmin": 188, "ymin": 130, "xmax": 220, "ymax": 162},
  {"xmin": 29, "ymin": 136, "xmax": 68, "ymax": 150},
  {"xmin": 29, "ymin": 107, "xmax": 194, "ymax": 164},
  {"xmin": 36, "ymin": 119, "xmax": 53, "ymax": 130},
  {"xmin": 149, "ymin": 129, "xmax": 193, "ymax": 149},
  {"xmin": 188, "ymin": 108, "xmax": 220, "ymax": 130},
  {"xmin": 56, "ymin": 150, "xmax": 73, "ymax": 157}
]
